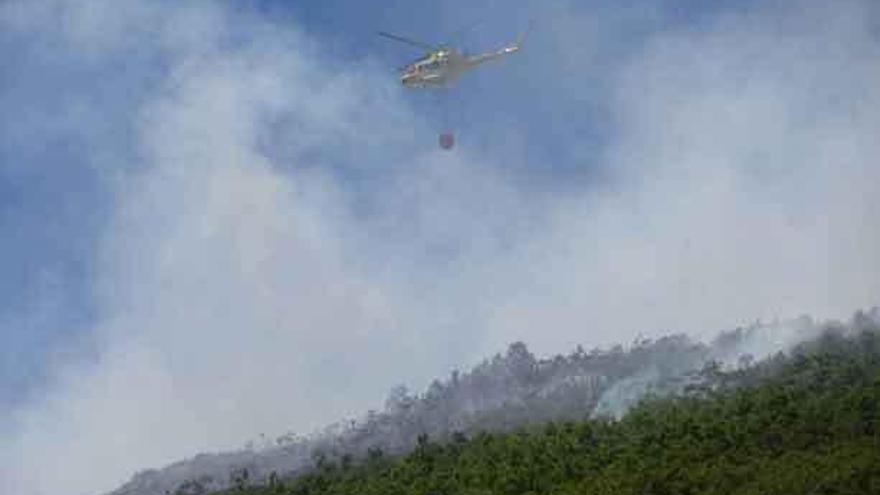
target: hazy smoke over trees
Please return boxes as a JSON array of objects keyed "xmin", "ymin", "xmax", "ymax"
[{"xmin": 111, "ymin": 312, "xmax": 872, "ymax": 495}]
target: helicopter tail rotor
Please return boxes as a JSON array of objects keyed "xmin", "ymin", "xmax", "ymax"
[{"xmin": 515, "ymin": 20, "xmax": 535, "ymax": 49}]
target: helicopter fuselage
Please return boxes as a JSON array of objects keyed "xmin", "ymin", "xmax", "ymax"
[
  {"xmin": 400, "ymin": 42, "xmax": 521, "ymax": 89},
  {"xmin": 400, "ymin": 48, "xmax": 467, "ymax": 88}
]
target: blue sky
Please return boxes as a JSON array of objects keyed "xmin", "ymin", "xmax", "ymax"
[
  {"xmin": 2, "ymin": 1, "xmax": 880, "ymax": 493},
  {"xmin": 1, "ymin": 11, "xmax": 158, "ymax": 406}
]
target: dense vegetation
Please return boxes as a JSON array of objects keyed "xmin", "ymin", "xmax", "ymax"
[
  {"xmin": 129, "ymin": 327, "xmax": 725, "ymax": 495},
  {"xmin": 215, "ymin": 322, "xmax": 880, "ymax": 495}
]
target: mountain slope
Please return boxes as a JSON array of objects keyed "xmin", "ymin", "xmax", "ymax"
[
  {"xmin": 220, "ymin": 320, "xmax": 880, "ymax": 495},
  {"xmin": 110, "ymin": 311, "xmax": 877, "ymax": 495}
]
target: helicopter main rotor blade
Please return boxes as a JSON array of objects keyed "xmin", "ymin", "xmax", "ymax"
[{"xmin": 377, "ymin": 31, "xmax": 436, "ymax": 51}]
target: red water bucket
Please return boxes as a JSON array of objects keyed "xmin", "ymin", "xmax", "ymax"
[{"xmin": 439, "ymin": 133, "xmax": 455, "ymax": 150}]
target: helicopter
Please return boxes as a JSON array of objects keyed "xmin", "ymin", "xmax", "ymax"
[{"xmin": 379, "ymin": 24, "xmax": 530, "ymax": 149}]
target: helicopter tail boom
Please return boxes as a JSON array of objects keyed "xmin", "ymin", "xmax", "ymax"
[{"xmin": 464, "ymin": 22, "xmax": 532, "ymax": 67}]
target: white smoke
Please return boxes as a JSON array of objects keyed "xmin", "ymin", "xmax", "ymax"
[{"xmin": 1, "ymin": 1, "xmax": 879, "ymax": 494}]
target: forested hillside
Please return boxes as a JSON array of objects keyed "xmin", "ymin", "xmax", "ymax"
[
  {"xmin": 216, "ymin": 317, "xmax": 880, "ymax": 495},
  {"xmin": 113, "ymin": 312, "xmax": 878, "ymax": 495}
]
